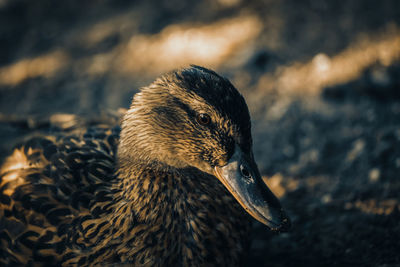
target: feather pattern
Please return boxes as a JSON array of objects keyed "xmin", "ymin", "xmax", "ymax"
[{"xmin": 0, "ymin": 66, "xmax": 288, "ymax": 266}]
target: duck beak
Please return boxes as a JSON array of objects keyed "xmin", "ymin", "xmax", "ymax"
[{"xmin": 214, "ymin": 145, "xmax": 290, "ymax": 232}]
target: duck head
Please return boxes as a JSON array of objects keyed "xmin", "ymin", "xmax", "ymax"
[{"xmin": 118, "ymin": 66, "xmax": 290, "ymax": 231}]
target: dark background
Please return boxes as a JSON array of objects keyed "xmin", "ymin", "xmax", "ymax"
[{"xmin": 1, "ymin": 0, "xmax": 400, "ymax": 266}]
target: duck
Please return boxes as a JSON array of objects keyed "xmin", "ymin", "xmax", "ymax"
[{"xmin": 0, "ymin": 66, "xmax": 290, "ymax": 266}]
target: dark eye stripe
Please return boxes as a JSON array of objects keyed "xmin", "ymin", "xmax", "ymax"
[
  {"xmin": 171, "ymin": 97, "xmax": 196, "ymax": 118},
  {"xmin": 171, "ymin": 97, "xmax": 212, "ymax": 127}
]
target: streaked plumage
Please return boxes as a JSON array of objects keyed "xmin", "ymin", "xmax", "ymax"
[{"xmin": 0, "ymin": 66, "xmax": 289, "ymax": 266}]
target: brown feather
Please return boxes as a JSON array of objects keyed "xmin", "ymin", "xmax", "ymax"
[{"xmin": 0, "ymin": 66, "xmax": 261, "ymax": 266}]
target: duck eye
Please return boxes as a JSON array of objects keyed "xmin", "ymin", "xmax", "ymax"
[{"xmin": 196, "ymin": 113, "xmax": 211, "ymax": 126}]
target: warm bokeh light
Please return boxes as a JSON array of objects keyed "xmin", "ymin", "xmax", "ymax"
[
  {"xmin": 97, "ymin": 16, "xmax": 262, "ymax": 75},
  {"xmin": 0, "ymin": 16, "xmax": 262, "ymax": 86},
  {"xmin": 255, "ymin": 26, "xmax": 400, "ymax": 96},
  {"xmin": 345, "ymin": 199, "xmax": 400, "ymax": 215},
  {"xmin": 0, "ymin": 50, "xmax": 68, "ymax": 86}
]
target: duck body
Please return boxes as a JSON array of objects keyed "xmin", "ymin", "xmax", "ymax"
[
  {"xmin": 1, "ymin": 126, "xmax": 248, "ymax": 266},
  {"xmin": 0, "ymin": 66, "xmax": 288, "ymax": 266}
]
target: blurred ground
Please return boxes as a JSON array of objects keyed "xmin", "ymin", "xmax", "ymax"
[{"xmin": 1, "ymin": 0, "xmax": 400, "ymax": 266}]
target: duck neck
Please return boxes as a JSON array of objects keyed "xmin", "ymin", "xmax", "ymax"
[
  {"xmin": 104, "ymin": 156, "xmax": 249, "ymax": 266},
  {"xmin": 114, "ymin": 159, "xmax": 183, "ymax": 223}
]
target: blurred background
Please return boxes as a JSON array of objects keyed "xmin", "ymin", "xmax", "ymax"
[{"xmin": 0, "ymin": 0, "xmax": 400, "ymax": 266}]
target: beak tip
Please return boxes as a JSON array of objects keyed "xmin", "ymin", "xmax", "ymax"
[{"xmin": 267, "ymin": 210, "xmax": 291, "ymax": 233}]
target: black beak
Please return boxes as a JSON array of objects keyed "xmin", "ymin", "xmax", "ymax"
[{"xmin": 214, "ymin": 145, "xmax": 290, "ymax": 232}]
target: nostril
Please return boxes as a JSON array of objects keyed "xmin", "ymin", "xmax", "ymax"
[{"xmin": 240, "ymin": 165, "xmax": 251, "ymax": 178}]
